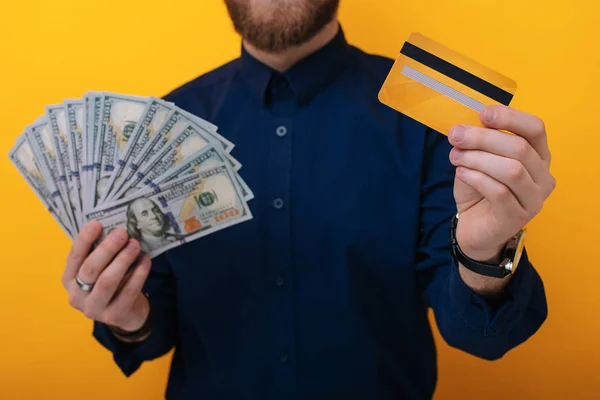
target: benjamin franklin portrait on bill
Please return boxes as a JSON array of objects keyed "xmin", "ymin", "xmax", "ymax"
[{"xmin": 125, "ymin": 198, "xmax": 181, "ymax": 253}]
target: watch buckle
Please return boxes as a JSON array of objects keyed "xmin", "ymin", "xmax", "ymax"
[{"xmin": 500, "ymin": 258, "xmax": 514, "ymax": 273}]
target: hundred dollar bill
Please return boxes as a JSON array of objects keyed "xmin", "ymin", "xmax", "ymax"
[
  {"xmin": 91, "ymin": 93, "xmax": 149, "ymax": 207},
  {"xmin": 10, "ymin": 134, "xmax": 74, "ymax": 238},
  {"xmin": 86, "ymin": 164, "xmax": 253, "ymax": 258},
  {"xmin": 123, "ymin": 104, "xmax": 230, "ymax": 151},
  {"xmin": 124, "ymin": 145, "xmax": 253, "ymax": 201},
  {"xmin": 65, "ymin": 100, "xmax": 85, "ymax": 212},
  {"xmin": 107, "ymin": 108, "xmax": 237, "ymax": 202},
  {"xmin": 46, "ymin": 104, "xmax": 83, "ymax": 230},
  {"xmin": 112, "ymin": 123, "xmax": 225, "ymax": 200},
  {"xmin": 175, "ymin": 107, "xmax": 233, "ymax": 152},
  {"xmin": 102, "ymin": 97, "xmax": 173, "ymax": 202},
  {"xmin": 81, "ymin": 94, "xmax": 90, "ymax": 179},
  {"xmin": 82, "ymin": 92, "xmax": 103, "ymax": 213},
  {"xmin": 65, "ymin": 100, "xmax": 85, "ymax": 170},
  {"xmin": 26, "ymin": 118, "xmax": 77, "ymax": 233}
]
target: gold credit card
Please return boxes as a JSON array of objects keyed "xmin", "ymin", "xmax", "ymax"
[{"xmin": 378, "ymin": 32, "xmax": 517, "ymax": 135}]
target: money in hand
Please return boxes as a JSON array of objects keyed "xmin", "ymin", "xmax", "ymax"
[
  {"xmin": 86, "ymin": 164, "xmax": 251, "ymax": 258},
  {"xmin": 8, "ymin": 91, "xmax": 254, "ymax": 257}
]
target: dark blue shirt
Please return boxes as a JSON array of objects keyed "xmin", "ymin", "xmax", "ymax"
[{"xmin": 93, "ymin": 27, "xmax": 547, "ymax": 399}]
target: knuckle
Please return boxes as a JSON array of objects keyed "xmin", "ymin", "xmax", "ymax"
[
  {"xmin": 95, "ymin": 275, "xmax": 116, "ymax": 294},
  {"xmin": 80, "ymin": 262, "xmax": 101, "ymax": 281},
  {"xmin": 68, "ymin": 292, "xmax": 80, "ymax": 310},
  {"xmin": 507, "ymin": 161, "xmax": 526, "ymax": 182},
  {"xmin": 494, "ymin": 185, "xmax": 512, "ymax": 203},
  {"xmin": 530, "ymin": 116, "xmax": 546, "ymax": 135},
  {"xmin": 122, "ymin": 241, "xmax": 141, "ymax": 260},
  {"xmin": 548, "ymin": 175, "xmax": 557, "ymax": 192},
  {"xmin": 102, "ymin": 231, "xmax": 127, "ymax": 252},
  {"xmin": 82, "ymin": 304, "xmax": 98, "ymax": 320},
  {"xmin": 99, "ymin": 239, "xmax": 118, "ymax": 254},
  {"xmin": 535, "ymin": 199, "xmax": 544, "ymax": 214},
  {"xmin": 112, "ymin": 244, "xmax": 142, "ymax": 271},
  {"xmin": 121, "ymin": 284, "xmax": 140, "ymax": 300},
  {"xmin": 514, "ymin": 139, "xmax": 530, "ymax": 159}
]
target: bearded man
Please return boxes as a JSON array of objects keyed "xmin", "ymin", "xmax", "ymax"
[{"xmin": 62, "ymin": 1, "xmax": 555, "ymax": 399}]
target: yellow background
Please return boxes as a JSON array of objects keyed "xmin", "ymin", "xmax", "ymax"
[{"xmin": 1, "ymin": 0, "xmax": 598, "ymax": 398}]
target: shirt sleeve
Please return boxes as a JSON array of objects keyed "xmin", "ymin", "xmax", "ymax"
[
  {"xmin": 92, "ymin": 252, "xmax": 178, "ymax": 376},
  {"xmin": 416, "ymin": 128, "xmax": 548, "ymax": 361}
]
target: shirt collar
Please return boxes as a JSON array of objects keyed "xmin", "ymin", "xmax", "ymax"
[{"xmin": 238, "ymin": 24, "xmax": 352, "ymax": 107}]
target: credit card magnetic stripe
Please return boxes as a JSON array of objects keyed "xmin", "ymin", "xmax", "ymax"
[
  {"xmin": 400, "ymin": 41, "xmax": 513, "ymax": 105},
  {"xmin": 401, "ymin": 65, "xmax": 485, "ymax": 112}
]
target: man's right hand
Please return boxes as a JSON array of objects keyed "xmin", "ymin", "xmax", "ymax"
[{"xmin": 62, "ymin": 220, "xmax": 152, "ymax": 333}]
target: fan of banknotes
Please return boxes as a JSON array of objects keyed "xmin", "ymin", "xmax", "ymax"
[{"xmin": 8, "ymin": 91, "xmax": 254, "ymax": 258}]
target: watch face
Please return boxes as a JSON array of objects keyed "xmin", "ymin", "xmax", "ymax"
[{"xmin": 512, "ymin": 229, "xmax": 527, "ymax": 273}]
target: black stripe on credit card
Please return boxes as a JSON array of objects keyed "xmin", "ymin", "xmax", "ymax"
[{"xmin": 400, "ymin": 41, "xmax": 513, "ymax": 106}]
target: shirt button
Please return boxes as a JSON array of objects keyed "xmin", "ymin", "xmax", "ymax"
[
  {"xmin": 276, "ymin": 126, "xmax": 287, "ymax": 137},
  {"xmin": 280, "ymin": 351, "xmax": 289, "ymax": 364},
  {"xmin": 276, "ymin": 276, "xmax": 285, "ymax": 287},
  {"xmin": 272, "ymin": 198, "xmax": 284, "ymax": 210}
]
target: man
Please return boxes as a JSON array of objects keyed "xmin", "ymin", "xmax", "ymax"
[
  {"xmin": 62, "ymin": 1, "xmax": 555, "ymax": 398},
  {"xmin": 125, "ymin": 198, "xmax": 180, "ymax": 253}
]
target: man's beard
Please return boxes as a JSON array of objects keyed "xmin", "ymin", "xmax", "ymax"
[{"xmin": 224, "ymin": 0, "xmax": 340, "ymax": 53}]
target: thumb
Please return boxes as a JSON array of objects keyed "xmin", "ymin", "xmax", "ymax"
[{"xmin": 453, "ymin": 168, "xmax": 483, "ymax": 214}]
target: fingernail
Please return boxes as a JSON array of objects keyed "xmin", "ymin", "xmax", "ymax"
[
  {"xmin": 452, "ymin": 125, "xmax": 465, "ymax": 141},
  {"xmin": 451, "ymin": 149, "xmax": 462, "ymax": 161},
  {"xmin": 483, "ymin": 107, "xmax": 495, "ymax": 123}
]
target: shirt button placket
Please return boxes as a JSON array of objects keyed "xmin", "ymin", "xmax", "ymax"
[{"xmin": 267, "ymin": 118, "xmax": 296, "ymax": 397}]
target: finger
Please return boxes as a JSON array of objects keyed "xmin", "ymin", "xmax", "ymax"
[
  {"xmin": 67, "ymin": 280, "xmax": 86, "ymax": 312},
  {"xmin": 82, "ymin": 239, "xmax": 141, "ymax": 318},
  {"xmin": 480, "ymin": 105, "xmax": 551, "ymax": 164},
  {"xmin": 456, "ymin": 166, "xmax": 525, "ymax": 222},
  {"xmin": 450, "ymin": 148, "xmax": 543, "ymax": 214},
  {"xmin": 102, "ymin": 256, "xmax": 151, "ymax": 326},
  {"xmin": 63, "ymin": 220, "xmax": 102, "ymax": 289},
  {"xmin": 449, "ymin": 125, "xmax": 547, "ymax": 184},
  {"xmin": 77, "ymin": 228, "xmax": 129, "ymax": 290}
]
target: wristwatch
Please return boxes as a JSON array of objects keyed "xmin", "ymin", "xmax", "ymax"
[{"xmin": 450, "ymin": 212, "xmax": 527, "ymax": 278}]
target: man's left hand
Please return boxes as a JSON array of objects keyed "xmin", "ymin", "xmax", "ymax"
[{"xmin": 447, "ymin": 105, "xmax": 556, "ymax": 293}]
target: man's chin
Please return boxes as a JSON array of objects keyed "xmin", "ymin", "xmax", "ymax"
[{"xmin": 225, "ymin": 0, "xmax": 339, "ymax": 53}]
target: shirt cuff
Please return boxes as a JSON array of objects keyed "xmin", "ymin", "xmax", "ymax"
[
  {"xmin": 92, "ymin": 297, "xmax": 173, "ymax": 377},
  {"xmin": 448, "ymin": 247, "xmax": 536, "ymax": 336},
  {"xmin": 93, "ymin": 321, "xmax": 145, "ymax": 376}
]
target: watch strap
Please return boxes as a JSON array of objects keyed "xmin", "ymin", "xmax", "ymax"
[
  {"xmin": 450, "ymin": 213, "xmax": 510, "ymax": 279},
  {"xmin": 109, "ymin": 312, "xmax": 152, "ymax": 343}
]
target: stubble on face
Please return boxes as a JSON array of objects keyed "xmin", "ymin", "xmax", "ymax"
[{"xmin": 224, "ymin": 0, "xmax": 340, "ymax": 53}]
